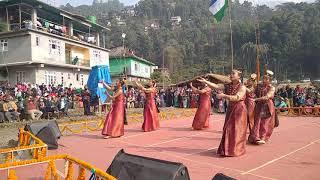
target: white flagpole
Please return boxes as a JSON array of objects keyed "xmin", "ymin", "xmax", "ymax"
[{"xmin": 228, "ymin": 0, "xmax": 234, "ymax": 70}]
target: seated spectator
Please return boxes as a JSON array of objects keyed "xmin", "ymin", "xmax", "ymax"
[
  {"xmin": 3, "ymin": 95, "xmax": 20, "ymax": 122},
  {"xmin": 39, "ymin": 98, "xmax": 46, "ymax": 115},
  {"xmin": 24, "ymin": 95, "xmax": 43, "ymax": 121},
  {"xmin": 0, "ymin": 95, "xmax": 6, "ymax": 123}
]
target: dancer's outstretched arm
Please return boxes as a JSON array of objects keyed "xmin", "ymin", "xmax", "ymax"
[
  {"xmin": 190, "ymin": 82, "xmax": 210, "ymax": 94},
  {"xmin": 107, "ymin": 89, "xmax": 123, "ymax": 100},
  {"xmin": 134, "ymin": 81, "xmax": 154, "ymax": 93},
  {"xmin": 101, "ymin": 80, "xmax": 113, "ymax": 91},
  {"xmin": 198, "ymin": 78, "xmax": 224, "ymax": 90},
  {"xmin": 217, "ymin": 85, "xmax": 246, "ymax": 102},
  {"xmin": 255, "ymin": 86, "xmax": 276, "ymax": 101}
]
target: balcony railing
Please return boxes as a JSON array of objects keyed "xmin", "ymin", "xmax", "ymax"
[
  {"xmin": 6, "ymin": 21, "xmax": 98, "ymax": 47},
  {"xmin": 66, "ymin": 57, "xmax": 90, "ymax": 67}
]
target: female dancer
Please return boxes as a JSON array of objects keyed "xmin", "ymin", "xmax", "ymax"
[
  {"xmin": 190, "ymin": 82, "xmax": 212, "ymax": 130},
  {"xmin": 199, "ymin": 70, "xmax": 247, "ymax": 157},
  {"xmin": 251, "ymin": 70, "xmax": 276, "ymax": 145},
  {"xmin": 245, "ymin": 73, "xmax": 257, "ymax": 143},
  {"xmin": 101, "ymin": 79, "xmax": 125, "ymax": 138},
  {"xmin": 135, "ymin": 80, "xmax": 160, "ymax": 132}
]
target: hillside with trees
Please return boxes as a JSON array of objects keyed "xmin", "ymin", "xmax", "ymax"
[{"xmin": 60, "ymin": 0, "xmax": 320, "ymax": 82}]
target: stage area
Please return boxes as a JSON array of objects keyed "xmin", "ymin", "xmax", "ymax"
[
  {"xmin": 1, "ymin": 114, "xmax": 319, "ymax": 179},
  {"xmin": 44, "ymin": 114, "xmax": 320, "ymax": 180}
]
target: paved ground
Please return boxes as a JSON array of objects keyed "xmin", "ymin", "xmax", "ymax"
[{"xmin": 1, "ymin": 114, "xmax": 320, "ymax": 180}]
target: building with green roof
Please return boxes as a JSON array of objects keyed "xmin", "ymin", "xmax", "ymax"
[{"xmin": 109, "ymin": 47, "xmax": 157, "ymax": 83}]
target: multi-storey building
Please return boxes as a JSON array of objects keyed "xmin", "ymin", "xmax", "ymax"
[{"xmin": 0, "ymin": 0, "xmax": 110, "ymax": 88}]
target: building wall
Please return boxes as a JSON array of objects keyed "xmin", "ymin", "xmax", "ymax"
[
  {"xmin": 5, "ymin": 65, "xmax": 88, "ymax": 88},
  {"xmin": 109, "ymin": 58, "xmax": 129, "ymax": 76},
  {"xmin": 109, "ymin": 57, "xmax": 153, "ymax": 79},
  {"xmin": 29, "ymin": 31, "xmax": 109, "ymax": 67},
  {"xmin": 7, "ymin": 66, "xmax": 36, "ymax": 84},
  {"xmin": 30, "ymin": 32, "xmax": 66, "ymax": 64},
  {"xmin": 0, "ymin": 34, "xmax": 32, "ymax": 64},
  {"xmin": 129, "ymin": 59, "xmax": 152, "ymax": 79},
  {"xmin": 35, "ymin": 66, "xmax": 90, "ymax": 88}
]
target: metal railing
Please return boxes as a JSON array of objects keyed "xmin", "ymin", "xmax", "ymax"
[
  {"xmin": 65, "ymin": 56, "xmax": 90, "ymax": 67},
  {"xmin": 276, "ymin": 106, "xmax": 320, "ymax": 116},
  {"xmin": 0, "ymin": 128, "xmax": 48, "ymax": 164},
  {"xmin": 0, "ymin": 154, "xmax": 116, "ymax": 180}
]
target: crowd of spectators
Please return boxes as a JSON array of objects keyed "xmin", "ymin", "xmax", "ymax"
[
  {"xmin": 1, "ymin": 81, "xmax": 318, "ymax": 123},
  {"xmin": 275, "ymin": 85, "xmax": 320, "ymax": 109},
  {"xmin": 0, "ymin": 82, "xmax": 89, "ymax": 123},
  {"xmin": 123, "ymin": 86, "xmax": 226, "ymax": 113}
]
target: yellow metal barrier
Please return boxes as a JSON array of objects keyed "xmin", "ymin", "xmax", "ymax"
[
  {"xmin": 276, "ymin": 107, "xmax": 320, "ymax": 116},
  {"xmin": 58, "ymin": 108, "xmax": 197, "ymax": 136},
  {"xmin": 0, "ymin": 154, "xmax": 116, "ymax": 180},
  {"xmin": 0, "ymin": 129, "xmax": 47, "ymax": 164}
]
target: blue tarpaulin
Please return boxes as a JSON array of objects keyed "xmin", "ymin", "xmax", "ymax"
[{"xmin": 87, "ymin": 65, "xmax": 112, "ymax": 104}]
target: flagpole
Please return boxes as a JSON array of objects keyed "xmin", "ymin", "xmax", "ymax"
[{"xmin": 228, "ymin": 0, "xmax": 234, "ymax": 70}]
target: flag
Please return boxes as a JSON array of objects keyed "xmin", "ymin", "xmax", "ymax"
[{"xmin": 209, "ymin": 0, "xmax": 228, "ymax": 22}]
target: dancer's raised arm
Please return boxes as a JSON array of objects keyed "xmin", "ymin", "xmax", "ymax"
[
  {"xmin": 135, "ymin": 81, "xmax": 154, "ymax": 93},
  {"xmin": 107, "ymin": 88, "xmax": 123, "ymax": 100},
  {"xmin": 197, "ymin": 78, "xmax": 224, "ymax": 90},
  {"xmin": 217, "ymin": 85, "xmax": 246, "ymax": 102},
  {"xmin": 190, "ymin": 82, "xmax": 210, "ymax": 94},
  {"xmin": 100, "ymin": 80, "xmax": 113, "ymax": 91},
  {"xmin": 255, "ymin": 86, "xmax": 275, "ymax": 101}
]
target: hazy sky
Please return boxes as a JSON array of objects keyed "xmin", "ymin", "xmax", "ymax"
[{"xmin": 50, "ymin": 0, "xmax": 314, "ymax": 7}]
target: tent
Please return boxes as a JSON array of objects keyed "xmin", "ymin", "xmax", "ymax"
[{"xmin": 87, "ymin": 65, "xmax": 112, "ymax": 104}]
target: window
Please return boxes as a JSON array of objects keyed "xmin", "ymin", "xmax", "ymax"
[
  {"xmin": 80, "ymin": 74, "xmax": 84, "ymax": 86},
  {"xmin": 45, "ymin": 71, "xmax": 57, "ymax": 85},
  {"xmin": 93, "ymin": 50, "xmax": 101, "ymax": 63},
  {"xmin": 0, "ymin": 39, "xmax": 8, "ymax": 52},
  {"xmin": 135, "ymin": 63, "xmax": 138, "ymax": 71},
  {"xmin": 49, "ymin": 39, "xmax": 61, "ymax": 55},
  {"xmin": 76, "ymin": 73, "xmax": 79, "ymax": 81},
  {"xmin": 67, "ymin": 73, "xmax": 71, "ymax": 80},
  {"xmin": 16, "ymin": 71, "xmax": 25, "ymax": 83},
  {"xmin": 61, "ymin": 73, "xmax": 64, "ymax": 85},
  {"xmin": 145, "ymin": 67, "xmax": 149, "ymax": 73},
  {"xmin": 36, "ymin": 36, "xmax": 40, "ymax": 46}
]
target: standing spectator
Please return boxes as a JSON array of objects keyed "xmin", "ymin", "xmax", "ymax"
[
  {"xmin": 0, "ymin": 95, "xmax": 6, "ymax": 123},
  {"xmin": 286, "ymin": 85, "xmax": 294, "ymax": 107},
  {"xmin": 82, "ymin": 86, "xmax": 92, "ymax": 115}
]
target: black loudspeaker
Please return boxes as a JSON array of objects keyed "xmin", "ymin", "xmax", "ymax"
[
  {"xmin": 36, "ymin": 126, "xmax": 58, "ymax": 149},
  {"xmin": 212, "ymin": 173, "xmax": 236, "ymax": 180},
  {"xmin": 24, "ymin": 120, "xmax": 61, "ymax": 139},
  {"xmin": 107, "ymin": 149, "xmax": 190, "ymax": 180}
]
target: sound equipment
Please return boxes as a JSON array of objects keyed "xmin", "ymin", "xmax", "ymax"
[
  {"xmin": 24, "ymin": 120, "xmax": 61, "ymax": 150},
  {"xmin": 24, "ymin": 120, "xmax": 61, "ymax": 139},
  {"xmin": 36, "ymin": 126, "xmax": 58, "ymax": 149},
  {"xmin": 212, "ymin": 173, "xmax": 236, "ymax": 180},
  {"xmin": 107, "ymin": 149, "xmax": 190, "ymax": 180}
]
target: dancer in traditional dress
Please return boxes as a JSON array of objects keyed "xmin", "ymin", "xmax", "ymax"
[
  {"xmin": 190, "ymin": 82, "xmax": 212, "ymax": 130},
  {"xmin": 135, "ymin": 80, "xmax": 160, "ymax": 132},
  {"xmin": 216, "ymin": 89, "xmax": 226, "ymax": 113},
  {"xmin": 199, "ymin": 70, "xmax": 247, "ymax": 157},
  {"xmin": 251, "ymin": 70, "xmax": 276, "ymax": 145},
  {"xmin": 245, "ymin": 73, "xmax": 257, "ymax": 143},
  {"xmin": 101, "ymin": 79, "xmax": 125, "ymax": 138}
]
